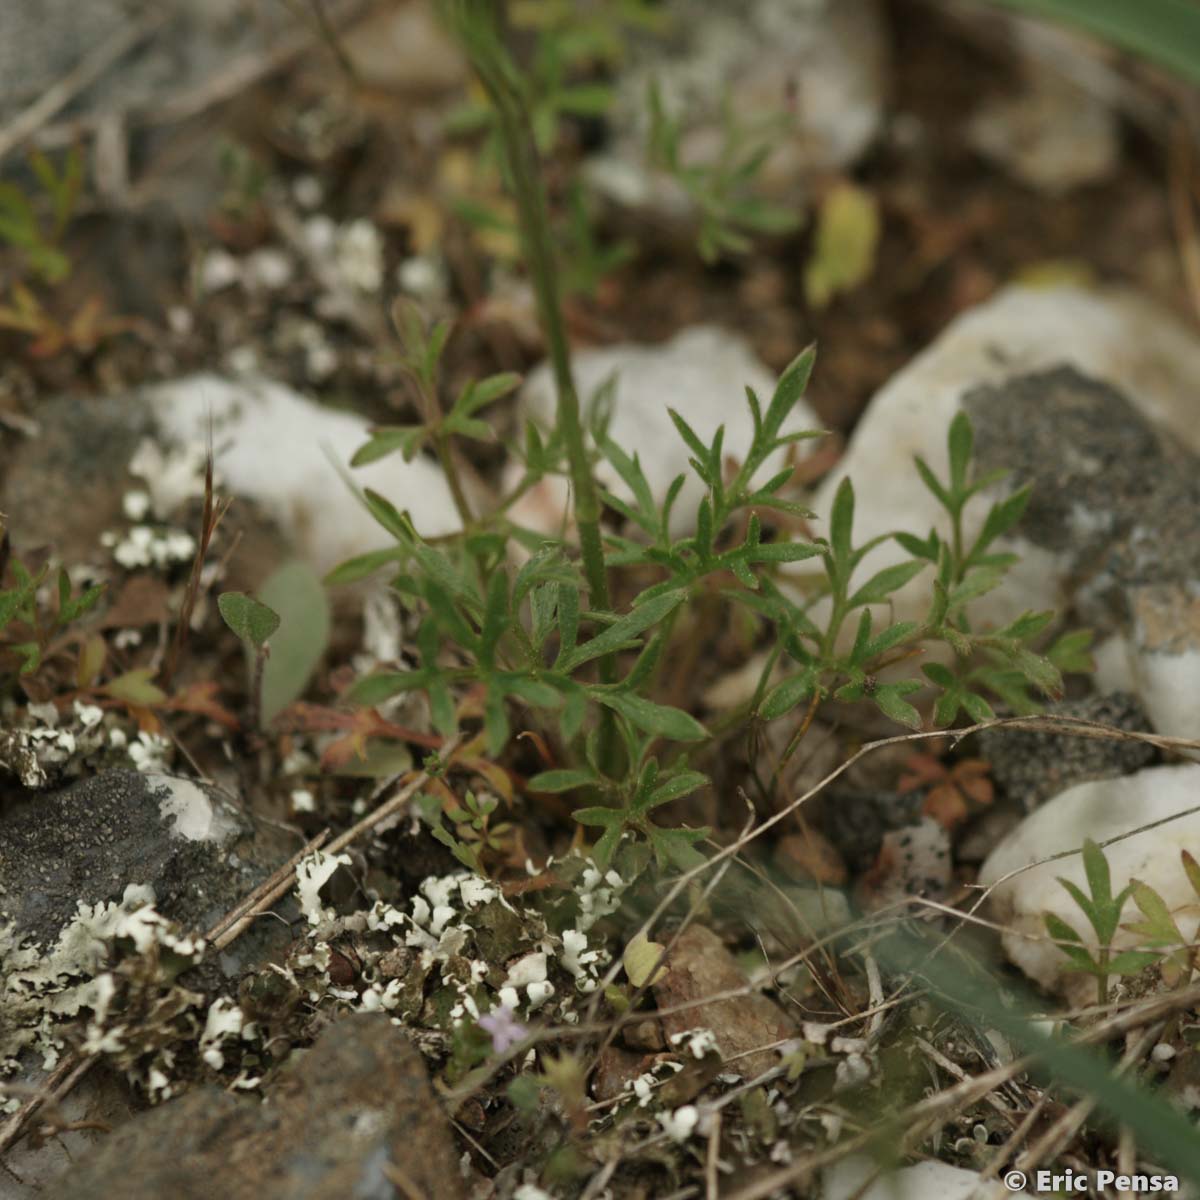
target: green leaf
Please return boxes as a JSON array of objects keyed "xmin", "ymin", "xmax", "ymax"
[
  {"xmin": 1047, "ymin": 628, "xmax": 1095, "ymax": 674},
  {"xmin": 745, "ymin": 540, "xmax": 822, "ymax": 564},
  {"xmin": 560, "ymin": 687, "xmax": 587, "ymax": 744},
  {"xmin": 994, "ymin": 610, "xmax": 1055, "ymax": 642},
  {"xmin": 362, "ymin": 488, "xmax": 416, "ymax": 542},
  {"xmin": 1124, "ymin": 879, "xmax": 1184, "ymax": 946},
  {"xmin": 480, "ymin": 570, "xmax": 510, "ymax": 667},
  {"xmin": 762, "ymin": 345, "xmax": 817, "ymax": 443},
  {"xmin": 872, "ymin": 681, "xmax": 922, "ymax": 729},
  {"xmin": 595, "ymin": 690, "xmax": 707, "ymax": 741},
  {"xmin": 573, "ymin": 805, "xmax": 624, "ymax": 828},
  {"xmin": 347, "ymin": 670, "xmax": 427, "ymax": 706},
  {"xmin": 324, "ymin": 547, "xmax": 407, "ymax": 585},
  {"xmin": 645, "ymin": 824, "xmax": 709, "ymax": 870},
  {"xmin": 258, "ymin": 562, "xmax": 331, "ymax": 722},
  {"xmin": 217, "ymin": 592, "xmax": 281, "ymax": 649},
  {"xmin": 667, "ymin": 408, "xmax": 709, "ymax": 465},
  {"xmin": 529, "ymin": 768, "xmax": 599, "ymax": 793},
  {"xmin": 1010, "ymin": 647, "xmax": 1062, "ymax": 695},
  {"xmin": 453, "ymin": 371, "xmax": 521, "ymax": 416},
  {"xmin": 0, "ymin": 564, "xmax": 42, "ymax": 631},
  {"xmin": 1044, "ymin": 911, "xmax": 1084, "ymax": 945},
  {"xmin": 503, "ymin": 673, "xmax": 561, "ymax": 708},
  {"xmin": 895, "ymin": 529, "xmax": 941, "ymax": 562},
  {"xmin": 828, "ymin": 477, "xmax": 854, "ymax": 569},
  {"xmin": 760, "ymin": 669, "xmax": 817, "ymax": 720},
  {"xmin": 483, "ymin": 682, "xmax": 510, "ymax": 755},
  {"xmin": 1082, "ymin": 838, "xmax": 1114, "ymax": 908},
  {"xmin": 633, "ymin": 769, "xmax": 708, "ymax": 815},
  {"xmin": 555, "ymin": 584, "xmax": 579, "ymax": 664},
  {"xmin": 848, "ymin": 560, "xmax": 927, "ymax": 608},
  {"xmin": 913, "ymin": 456, "xmax": 952, "ymax": 511},
  {"xmin": 351, "ymin": 426, "xmax": 426, "ymax": 466},
  {"xmin": 947, "ymin": 411, "xmax": 974, "ymax": 495},
  {"xmin": 970, "ymin": 485, "xmax": 1030, "ymax": 557},
  {"xmin": 961, "ymin": 690, "xmax": 996, "ymax": 722},
  {"xmin": 1106, "ymin": 950, "xmax": 1163, "ymax": 975},
  {"xmin": 557, "ymin": 590, "xmax": 684, "ymax": 671},
  {"xmin": 980, "ymin": 0, "xmax": 1200, "ymax": 88},
  {"xmin": 592, "ymin": 821, "xmax": 625, "ymax": 868},
  {"xmin": 864, "ymin": 620, "xmax": 919, "ymax": 661},
  {"xmin": 1183, "ymin": 850, "xmax": 1200, "ymax": 901}
]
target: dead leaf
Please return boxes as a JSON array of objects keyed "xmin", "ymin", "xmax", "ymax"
[
  {"xmin": 624, "ymin": 932, "xmax": 668, "ymax": 988},
  {"xmin": 776, "ymin": 826, "xmax": 848, "ymax": 886},
  {"xmin": 804, "ymin": 182, "xmax": 880, "ymax": 308}
]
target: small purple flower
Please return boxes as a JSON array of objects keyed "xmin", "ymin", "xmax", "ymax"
[{"xmin": 479, "ymin": 1004, "xmax": 528, "ymax": 1053}]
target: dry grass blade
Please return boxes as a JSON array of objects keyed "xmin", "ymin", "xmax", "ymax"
[{"xmin": 162, "ymin": 441, "xmax": 230, "ymax": 689}]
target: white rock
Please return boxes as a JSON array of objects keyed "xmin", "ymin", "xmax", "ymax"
[
  {"xmin": 802, "ymin": 284, "xmax": 1200, "ymax": 645},
  {"xmin": 509, "ymin": 326, "xmax": 819, "ymax": 538},
  {"xmin": 1124, "ymin": 586, "xmax": 1200, "ymax": 745},
  {"xmin": 147, "ymin": 374, "xmax": 460, "ymax": 572},
  {"xmin": 979, "ymin": 763, "xmax": 1200, "ymax": 1000},
  {"xmin": 967, "ymin": 22, "xmax": 1120, "ymax": 193},
  {"xmin": 592, "ymin": 0, "xmax": 887, "ymax": 215},
  {"xmin": 822, "ymin": 1155, "xmax": 1029, "ymax": 1200},
  {"xmin": 146, "ymin": 774, "xmax": 241, "ymax": 843}
]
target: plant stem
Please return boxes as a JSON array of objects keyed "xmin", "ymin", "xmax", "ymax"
[
  {"xmin": 408, "ymin": 346, "xmax": 475, "ymax": 527},
  {"xmin": 250, "ymin": 646, "xmax": 266, "ymax": 733},
  {"xmin": 446, "ymin": 6, "xmax": 613, "ymax": 639},
  {"xmin": 444, "ymin": 4, "xmax": 618, "ymax": 773},
  {"xmin": 437, "ymin": 437, "xmax": 475, "ymax": 528}
]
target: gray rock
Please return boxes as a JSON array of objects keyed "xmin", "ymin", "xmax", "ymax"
[
  {"xmin": 804, "ymin": 284, "xmax": 1200, "ymax": 643},
  {"xmin": 1, "ymin": 373, "xmax": 458, "ymax": 577},
  {"xmin": 47, "ymin": 1014, "xmax": 467, "ymax": 1200},
  {"xmin": 821, "ymin": 790, "xmax": 923, "ymax": 874},
  {"xmin": 963, "ymin": 368, "xmax": 1200, "ymax": 742},
  {"xmin": 1, "ymin": 394, "xmax": 153, "ymax": 566},
  {"xmin": 0, "ymin": 770, "xmax": 260, "ymax": 950},
  {"xmin": 965, "ymin": 27, "xmax": 1120, "ymax": 194},
  {"xmin": 978, "ymin": 691, "xmax": 1157, "ymax": 811},
  {"xmin": 963, "ymin": 366, "xmax": 1200, "ymax": 627},
  {"xmin": 0, "ymin": 1, "xmax": 285, "ymax": 125}
]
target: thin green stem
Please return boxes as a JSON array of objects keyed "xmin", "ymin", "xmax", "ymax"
[
  {"xmin": 435, "ymin": 435, "xmax": 475, "ymax": 528},
  {"xmin": 446, "ymin": 7, "xmax": 612, "ymax": 628},
  {"xmin": 443, "ymin": 3, "xmax": 617, "ymax": 772}
]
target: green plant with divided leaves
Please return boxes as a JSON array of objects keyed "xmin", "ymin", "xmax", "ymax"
[
  {"xmin": 332, "ymin": 3, "xmax": 1080, "ymax": 876},
  {"xmin": 445, "ymin": 0, "xmax": 663, "ymax": 156},
  {"xmin": 645, "ymin": 81, "xmax": 801, "ymax": 262},
  {"xmin": 333, "ymin": 329, "xmax": 1073, "ymax": 871},
  {"xmin": 751, "ymin": 407, "xmax": 1086, "ymax": 734},
  {"xmin": 0, "ymin": 534, "xmax": 104, "ymax": 684},
  {"xmin": 0, "ymin": 146, "xmax": 82, "ymax": 286},
  {"xmin": 419, "ymin": 789, "xmax": 515, "ymax": 874},
  {"xmin": 1047, "ymin": 839, "xmax": 1200, "ymax": 1005}
]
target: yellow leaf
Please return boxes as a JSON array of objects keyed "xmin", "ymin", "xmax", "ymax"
[
  {"xmin": 623, "ymin": 931, "xmax": 668, "ymax": 988},
  {"xmin": 106, "ymin": 667, "xmax": 167, "ymax": 707},
  {"xmin": 804, "ymin": 182, "xmax": 880, "ymax": 309},
  {"xmin": 76, "ymin": 633, "xmax": 107, "ymax": 689}
]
